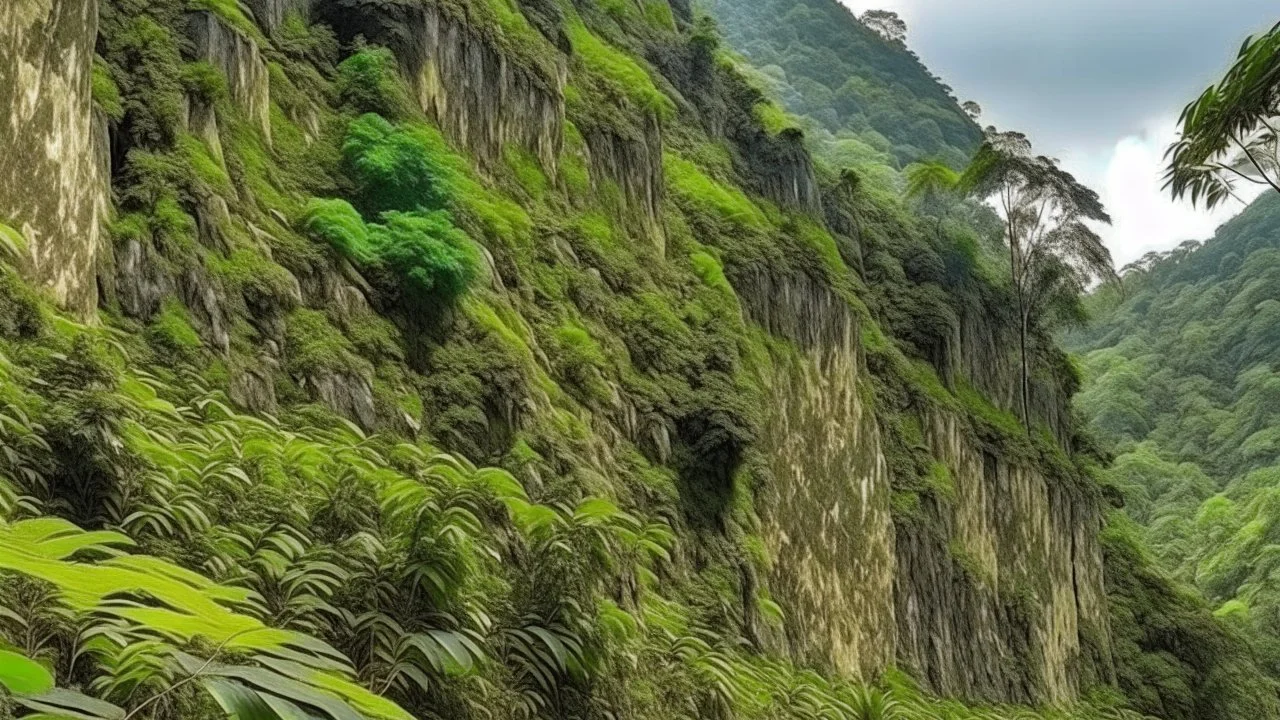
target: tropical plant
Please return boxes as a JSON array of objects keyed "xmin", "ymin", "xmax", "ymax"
[
  {"xmin": 959, "ymin": 129, "xmax": 1118, "ymax": 428},
  {"xmin": 1165, "ymin": 21, "xmax": 1280, "ymax": 208}
]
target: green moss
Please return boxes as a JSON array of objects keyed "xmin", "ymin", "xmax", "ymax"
[
  {"xmin": 559, "ymin": 122, "xmax": 592, "ymax": 197},
  {"xmin": 689, "ymin": 251, "xmax": 735, "ymax": 298},
  {"xmin": 207, "ymin": 248, "xmax": 298, "ymax": 309},
  {"xmin": 146, "ymin": 298, "xmax": 202, "ymax": 357},
  {"xmin": 753, "ymin": 101, "xmax": 796, "ymax": 137},
  {"xmin": 957, "ymin": 380, "xmax": 1024, "ymax": 439},
  {"xmin": 503, "ymin": 146, "xmax": 549, "ymax": 201},
  {"xmin": 924, "ymin": 461, "xmax": 955, "ymax": 501},
  {"xmin": 180, "ymin": 61, "xmax": 228, "ymax": 105},
  {"xmin": 91, "ymin": 58, "xmax": 124, "ymax": 121},
  {"xmin": 664, "ymin": 153, "xmax": 769, "ymax": 232},
  {"xmin": 904, "ymin": 358, "xmax": 954, "ymax": 408},
  {"xmin": 643, "ymin": 0, "xmax": 677, "ymax": 31},
  {"xmin": 792, "ymin": 215, "xmax": 848, "ymax": 279},
  {"xmin": 284, "ymin": 308, "xmax": 367, "ymax": 377},
  {"xmin": 566, "ymin": 16, "xmax": 675, "ymax": 119},
  {"xmin": 178, "ymin": 134, "xmax": 231, "ymax": 196},
  {"xmin": 187, "ymin": 0, "xmax": 265, "ymax": 43}
]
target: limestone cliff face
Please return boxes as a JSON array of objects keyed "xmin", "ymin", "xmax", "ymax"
[
  {"xmin": 351, "ymin": 2, "xmax": 567, "ymax": 174},
  {"xmin": 747, "ymin": 271, "xmax": 1113, "ymax": 705},
  {"xmin": 0, "ymin": 0, "xmax": 108, "ymax": 315},
  {"xmin": 187, "ymin": 11, "xmax": 272, "ymax": 141},
  {"xmin": 895, "ymin": 413, "xmax": 1113, "ymax": 704},
  {"xmin": 744, "ymin": 270, "xmax": 898, "ymax": 678}
]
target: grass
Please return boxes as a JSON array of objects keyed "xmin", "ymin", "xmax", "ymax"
[
  {"xmin": 664, "ymin": 153, "xmax": 770, "ymax": 232},
  {"xmin": 565, "ymin": 16, "xmax": 675, "ymax": 119}
]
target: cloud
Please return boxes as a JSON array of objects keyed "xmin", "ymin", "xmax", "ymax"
[{"xmin": 1095, "ymin": 122, "xmax": 1256, "ymax": 267}]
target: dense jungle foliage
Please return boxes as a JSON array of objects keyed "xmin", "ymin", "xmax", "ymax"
[
  {"xmin": 2, "ymin": 0, "xmax": 1272, "ymax": 717},
  {"xmin": 1070, "ymin": 193, "xmax": 1280, "ymax": 702},
  {"xmin": 701, "ymin": 0, "xmax": 984, "ymax": 169}
]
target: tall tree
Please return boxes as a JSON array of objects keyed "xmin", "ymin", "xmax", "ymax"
[
  {"xmin": 1165, "ymin": 22, "xmax": 1280, "ymax": 208},
  {"xmin": 859, "ymin": 9, "xmax": 907, "ymax": 45},
  {"xmin": 960, "ymin": 130, "xmax": 1119, "ymax": 430}
]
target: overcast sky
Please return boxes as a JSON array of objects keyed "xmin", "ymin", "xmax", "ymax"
[{"xmin": 840, "ymin": 0, "xmax": 1277, "ymax": 265}]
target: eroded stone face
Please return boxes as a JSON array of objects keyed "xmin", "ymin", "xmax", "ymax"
[
  {"xmin": 757, "ymin": 313, "xmax": 897, "ymax": 679},
  {"xmin": 748, "ymin": 269, "xmax": 1112, "ymax": 704},
  {"xmin": 0, "ymin": 0, "xmax": 108, "ymax": 315}
]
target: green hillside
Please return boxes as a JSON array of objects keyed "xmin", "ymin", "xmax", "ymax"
[
  {"xmin": 702, "ymin": 0, "xmax": 984, "ymax": 168},
  {"xmin": 1070, "ymin": 193, "xmax": 1280, "ymax": 690},
  {"xmin": 0, "ymin": 0, "xmax": 1275, "ymax": 718}
]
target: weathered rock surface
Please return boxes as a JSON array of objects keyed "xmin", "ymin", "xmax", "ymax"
[
  {"xmin": 746, "ymin": 269, "xmax": 1112, "ymax": 703},
  {"xmin": 186, "ymin": 11, "xmax": 272, "ymax": 141},
  {"xmin": 0, "ymin": 0, "xmax": 109, "ymax": 315},
  {"xmin": 245, "ymin": 0, "xmax": 312, "ymax": 36},
  {"xmin": 583, "ymin": 116, "xmax": 665, "ymax": 242},
  {"xmin": 390, "ymin": 3, "xmax": 565, "ymax": 173}
]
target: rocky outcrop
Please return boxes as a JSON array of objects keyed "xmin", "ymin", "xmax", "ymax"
[
  {"xmin": 309, "ymin": 371, "xmax": 377, "ymax": 430},
  {"xmin": 245, "ymin": 0, "xmax": 312, "ymax": 36},
  {"xmin": 746, "ymin": 127, "xmax": 823, "ymax": 215},
  {"xmin": 895, "ymin": 413, "xmax": 1112, "ymax": 704},
  {"xmin": 752, "ymin": 272, "xmax": 896, "ymax": 679},
  {"xmin": 186, "ymin": 11, "xmax": 271, "ymax": 141},
  {"xmin": 0, "ymin": 0, "xmax": 109, "ymax": 315},
  {"xmin": 745, "ymin": 269, "xmax": 1112, "ymax": 703},
  {"xmin": 582, "ymin": 115, "xmax": 665, "ymax": 242},
  {"xmin": 388, "ymin": 4, "xmax": 565, "ymax": 173}
]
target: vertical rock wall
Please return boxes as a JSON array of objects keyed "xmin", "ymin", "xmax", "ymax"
[
  {"xmin": 746, "ymin": 269, "xmax": 1112, "ymax": 704},
  {"xmin": 0, "ymin": 0, "xmax": 108, "ymax": 315},
  {"xmin": 894, "ymin": 413, "xmax": 1112, "ymax": 704},
  {"xmin": 582, "ymin": 115, "xmax": 665, "ymax": 242},
  {"xmin": 749, "ymin": 271, "xmax": 897, "ymax": 679},
  {"xmin": 398, "ymin": 4, "xmax": 565, "ymax": 174},
  {"xmin": 187, "ymin": 11, "xmax": 272, "ymax": 141}
]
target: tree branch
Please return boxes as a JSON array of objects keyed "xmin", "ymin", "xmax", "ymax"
[{"xmin": 1230, "ymin": 134, "xmax": 1280, "ymax": 196}]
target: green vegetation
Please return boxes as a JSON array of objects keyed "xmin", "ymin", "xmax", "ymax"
[
  {"xmin": 1071, "ymin": 192, "xmax": 1280, "ymax": 703},
  {"xmin": 705, "ymin": 0, "xmax": 983, "ymax": 167},
  {"xmin": 1165, "ymin": 21, "xmax": 1280, "ymax": 209},
  {"xmin": 4, "ymin": 0, "xmax": 1237, "ymax": 717},
  {"xmin": 959, "ymin": 129, "xmax": 1118, "ymax": 428}
]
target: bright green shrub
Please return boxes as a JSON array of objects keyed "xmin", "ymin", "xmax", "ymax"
[
  {"xmin": 301, "ymin": 198, "xmax": 372, "ymax": 263},
  {"xmin": 342, "ymin": 114, "xmax": 449, "ymax": 216},
  {"xmin": 367, "ymin": 211, "xmax": 480, "ymax": 304},
  {"xmin": 335, "ymin": 47, "xmax": 413, "ymax": 119},
  {"xmin": 302, "ymin": 200, "xmax": 479, "ymax": 306}
]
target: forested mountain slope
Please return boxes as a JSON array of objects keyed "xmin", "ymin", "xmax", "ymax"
[
  {"xmin": 0, "ymin": 0, "xmax": 1270, "ymax": 717},
  {"xmin": 702, "ymin": 0, "xmax": 984, "ymax": 168},
  {"xmin": 1070, "ymin": 192, "xmax": 1280, "ymax": 684}
]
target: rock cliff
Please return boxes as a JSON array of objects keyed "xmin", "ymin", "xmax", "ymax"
[
  {"xmin": 0, "ymin": 0, "xmax": 108, "ymax": 315},
  {"xmin": 0, "ymin": 0, "xmax": 1120, "ymax": 714}
]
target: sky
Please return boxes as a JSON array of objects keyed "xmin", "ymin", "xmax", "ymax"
[{"xmin": 840, "ymin": 0, "xmax": 1277, "ymax": 266}]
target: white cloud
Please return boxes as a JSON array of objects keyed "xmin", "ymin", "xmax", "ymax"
[{"xmin": 1090, "ymin": 122, "xmax": 1259, "ymax": 267}]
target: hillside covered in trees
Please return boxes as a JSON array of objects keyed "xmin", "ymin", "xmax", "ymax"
[
  {"xmin": 2, "ymin": 0, "xmax": 1279, "ymax": 718},
  {"xmin": 1070, "ymin": 192, "xmax": 1280, "ymax": 690},
  {"xmin": 702, "ymin": 0, "xmax": 984, "ymax": 169}
]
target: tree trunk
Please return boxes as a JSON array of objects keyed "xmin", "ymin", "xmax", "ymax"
[{"xmin": 1020, "ymin": 310, "xmax": 1031, "ymax": 436}]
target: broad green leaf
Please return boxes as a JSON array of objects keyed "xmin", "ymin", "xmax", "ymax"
[{"xmin": 0, "ymin": 649, "xmax": 54, "ymax": 694}]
